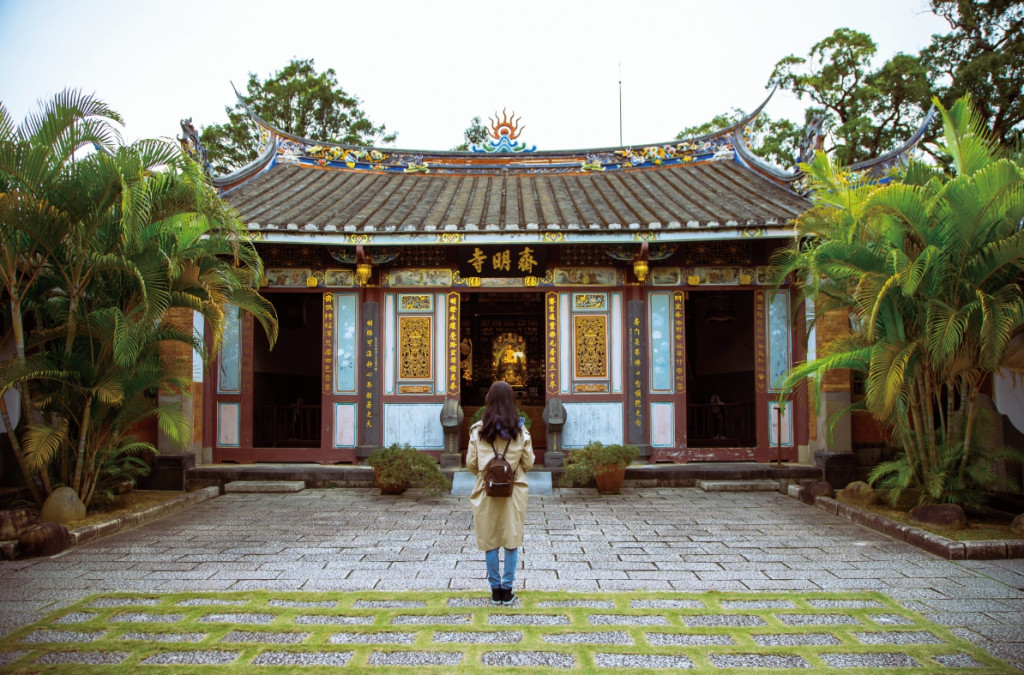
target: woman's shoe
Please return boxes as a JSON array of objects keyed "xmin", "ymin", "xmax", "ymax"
[
  {"xmin": 501, "ymin": 587, "xmax": 516, "ymax": 605},
  {"xmin": 491, "ymin": 588, "xmax": 502, "ymax": 605}
]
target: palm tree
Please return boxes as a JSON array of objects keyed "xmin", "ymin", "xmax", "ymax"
[
  {"xmin": 772, "ymin": 95, "xmax": 1024, "ymax": 508},
  {"xmin": 0, "ymin": 90, "xmax": 278, "ymax": 507}
]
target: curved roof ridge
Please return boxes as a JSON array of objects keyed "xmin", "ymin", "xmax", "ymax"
[
  {"xmin": 732, "ymin": 104, "xmax": 939, "ymax": 186},
  {"xmin": 731, "ymin": 127, "xmax": 801, "ymax": 184},
  {"xmin": 848, "ymin": 105, "xmax": 937, "ymax": 172},
  {"xmin": 230, "ymin": 87, "xmax": 778, "ymax": 160}
]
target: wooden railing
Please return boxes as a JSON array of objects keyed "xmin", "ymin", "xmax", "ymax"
[
  {"xmin": 255, "ymin": 404, "xmax": 321, "ymax": 447},
  {"xmin": 687, "ymin": 402, "xmax": 756, "ymax": 447}
]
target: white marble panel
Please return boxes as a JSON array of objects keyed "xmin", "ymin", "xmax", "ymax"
[
  {"xmin": 650, "ymin": 402, "xmax": 674, "ymax": 447},
  {"xmin": 769, "ymin": 400, "xmax": 793, "ymax": 446},
  {"xmin": 334, "ymin": 403, "xmax": 356, "ymax": 448},
  {"xmin": 383, "ymin": 403, "xmax": 445, "ymax": 449},
  {"xmin": 217, "ymin": 402, "xmax": 240, "ymax": 447},
  {"xmin": 562, "ymin": 402, "xmax": 623, "ymax": 448}
]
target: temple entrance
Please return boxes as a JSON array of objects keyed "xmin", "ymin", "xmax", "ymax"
[
  {"xmin": 458, "ymin": 292, "xmax": 547, "ymax": 455},
  {"xmin": 252, "ymin": 292, "xmax": 323, "ymax": 449},
  {"xmin": 686, "ymin": 291, "xmax": 757, "ymax": 447}
]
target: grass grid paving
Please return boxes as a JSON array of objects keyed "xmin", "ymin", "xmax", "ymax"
[{"xmin": 0, "ymin": 590, "xmax": 1011, "ymax": 673}]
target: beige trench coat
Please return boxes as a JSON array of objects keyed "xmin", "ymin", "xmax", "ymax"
[{"xmin": 467, "ymin": 421, "xmax": 535, "ymax": 551}]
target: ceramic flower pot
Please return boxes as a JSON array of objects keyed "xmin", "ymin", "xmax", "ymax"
[
  {"xmin": 594, "ymin": 465, "xmax": 626, "ymax": 493},
  {"xmin": 373, "ymin": 468, "xmax": 407, "ymax": 495}
]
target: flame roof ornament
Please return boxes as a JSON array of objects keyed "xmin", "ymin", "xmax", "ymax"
[{"xmin": 472, "ymin": 109, "xmax": 537, "ymax": 153}]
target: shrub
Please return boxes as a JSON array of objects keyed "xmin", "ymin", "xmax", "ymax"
[
  {"xmin": 366, "ymin": 443, "xmax": 450, "ymax": 497},
  {"xmin": 559, "ymin": 441, "xmax": 638, "ymax": 488}
]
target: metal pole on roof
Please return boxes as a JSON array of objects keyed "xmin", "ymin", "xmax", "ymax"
[{"xmin": 618, "ymin": 60, "xmax": 623, "ymax": 146}]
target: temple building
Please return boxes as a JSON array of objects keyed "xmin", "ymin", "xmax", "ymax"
[{"xmin": 177, "ymin": 95, "xmax": 932, "ymax": 468}]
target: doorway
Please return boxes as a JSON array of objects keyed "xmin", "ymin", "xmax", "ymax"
[
  {"xmin": 686, "ymin": 291, "xmax": 757, "ymax": 447},
  {"xmin": 252, "ymin": 292, "xmax": 323, "ymax": 448},
  {"xmin": 458, "ymin": 292, "xmax": 547, "ymax": 452}
]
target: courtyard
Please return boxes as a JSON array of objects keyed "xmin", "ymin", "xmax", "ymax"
[{"xmin": 1, "ymin": 488, "xmax": 1022, "ymax": 671}]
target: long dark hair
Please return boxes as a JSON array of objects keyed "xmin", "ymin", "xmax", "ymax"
[{"xmin": 480, "ymin": 381, "xmax": 521, "ymax": 445}]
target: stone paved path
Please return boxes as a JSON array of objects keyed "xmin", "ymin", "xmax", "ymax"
[
  {"xmin": 0, "ymin": 590, "xmax": 1006, "ymax": 671},
  {"xmin": 1, "ymin": 488, "xmax": 1022, "ymax": 670}
]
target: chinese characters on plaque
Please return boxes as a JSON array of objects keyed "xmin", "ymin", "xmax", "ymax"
[{"xmin": 459, "ymin": 246, "xmax": 547, "ymax": 279}]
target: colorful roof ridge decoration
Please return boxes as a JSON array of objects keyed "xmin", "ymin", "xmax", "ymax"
[
  {"xmin": 211, "ymin": 89, "xmax": 783, "ymax": 188},
  {"xmin": 203, "ymin": 84, "xmax": 938, "ymax": 244},
  {"xmin": 472, "ymin": 109, "xmax": 537, "ymax": 153}
]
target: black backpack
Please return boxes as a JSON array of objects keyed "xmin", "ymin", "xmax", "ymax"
[{"xmin": 483, "ymin": 439, "xmax": 514, "ymax": 497}]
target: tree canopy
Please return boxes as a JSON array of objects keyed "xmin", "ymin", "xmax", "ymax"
[
  {"xmin": 921, "ymin": 0, "xmax": 1023, "ymax": 148},
  {"xmin": 452, "ymin": 116, "xmax": 489, "ymax": 151},
  {"xmin": 682, "ymin": 1, "xmax": 1023, "ymax": 169},
  {"xmin": 768, "ymin": 28, "xmax": 932, "ymax": 165},
  {"xmin": 201, "ymin": 58, "xmax": 396, "ymax": 175}
]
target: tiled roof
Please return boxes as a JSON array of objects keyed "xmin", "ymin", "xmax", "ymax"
[{"xmin": 224, "ymin": 158, "xmax": 809, "ymax": 240}]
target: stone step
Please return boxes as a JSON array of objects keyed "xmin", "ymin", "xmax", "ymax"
[
  {"xmin": 224, "ymin": 480, "xmax": 306, "ymax": 494},
  {"xmin": 698, "ymin": 480, "xmax": 780, "ymax": 492},
  {"xmin": 450, "ymin": 471, "xmax": 553, "ymax": 497},
  {"xmin": 525, "ymin": 471, "xmax": 553, "ymax": 496}
]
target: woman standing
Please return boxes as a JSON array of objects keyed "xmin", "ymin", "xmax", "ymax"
[{"xmin": 467, "ymin": 381, "xmax": 535, "ymax": 605}]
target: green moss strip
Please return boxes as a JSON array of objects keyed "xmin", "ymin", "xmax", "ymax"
[{"xmin": 0, "ymin": 590, "xmax": 1009, "ymax": 674}]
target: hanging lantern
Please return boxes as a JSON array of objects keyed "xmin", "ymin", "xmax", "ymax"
[
  {"xmin": 632, "ymin": 259, "xmax": 649, "ymax": 283},
  {"xmin": 633, "ymin": 241, "xmax": 650, "ymax": 284},
  {"xmin": 355, "ymin": 262, "xmax": 373, "ymax": 286}
]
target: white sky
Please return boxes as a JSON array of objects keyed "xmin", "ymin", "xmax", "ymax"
[{"xmin": 1, "ymin": 0, "xmax": 949, "ymax": 153}]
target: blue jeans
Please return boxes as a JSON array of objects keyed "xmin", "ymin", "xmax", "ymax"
[{"xmin": 485, "ymin": 547, "xmax": 518, "ymax": 589}]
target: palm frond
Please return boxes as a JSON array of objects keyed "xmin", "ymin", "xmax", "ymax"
[
  {"xmin": 936, "ymin": 95, "xmax": 1002, "ymax": 177},
  {"xmin": 23, "ymin": 419, "xmax": 70, "ymax": 471}
]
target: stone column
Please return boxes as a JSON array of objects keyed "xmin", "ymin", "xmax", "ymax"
[
  {"xmin": 542, "ymin": 398, "xmax": 566, "ymax": 467},
  {"xmin": 439, "ymin": 398, "xmax": 464, "ymax": 468}
]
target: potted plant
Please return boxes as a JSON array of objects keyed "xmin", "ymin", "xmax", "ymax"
[
  {"xmin": 559, "ymin": 441, "xmax": 639, "ymax": 493},
  {"xmin": 366, "ymin": 443, "xmax": 451, "ymax": 497}
]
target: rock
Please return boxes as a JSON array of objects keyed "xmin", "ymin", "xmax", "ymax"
[
  {"xmin": 17, "ymin": 522, "xmax": 70, "ymax": 557},
  {"xmin": 0, "ymin": 507, "xmax": 39, "ymax": 540},
  {"xmin": 799, "ymin": 481, "xmax": 833, "ymax": 504},
  {"xmin": 909, "ymin": 504, "xmax": 966, "ymax": 530},
  {"xmin": 40, "ymin": 486, "xmax": 86, "ymax": 524},
  {"xmin": 1011, "ymin": 513, "xmax": 1024, "ymax": 535},
  {"xmin": 835, "ymin": 480, "xmax": 879, "ymax": 506},
  {"xmin": 888, "ymin": 488, "xmax": 921, "ymax": 509}
]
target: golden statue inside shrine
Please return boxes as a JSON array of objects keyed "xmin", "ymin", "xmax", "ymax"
[{"xmin": 492, "ymin": 333, "xmax": 527, "ymax": 387}]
